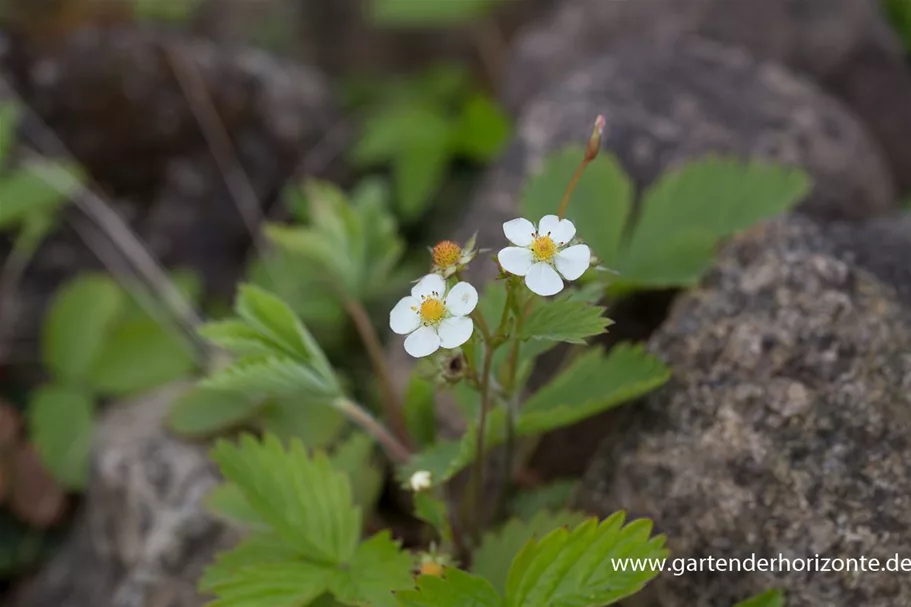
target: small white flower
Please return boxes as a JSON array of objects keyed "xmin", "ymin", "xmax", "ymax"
[
  {"xmin": 390, "ymin": 274, "xmax": 478, "ymax": 358},
  {"xmin": 409, "ymin": 470, "xmax": 432, "ymax": 492},
  {"xmin": 497, "ymin": 215, "xmax": 591, "ymax": 296}
]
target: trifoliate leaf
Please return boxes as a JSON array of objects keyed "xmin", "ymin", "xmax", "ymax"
[
  {"xmin": 201, "ymin": 355, "xmax": 338, "ymax": 400},
  {"xmin": 504, "ymin": 514, "xmax": 668, "ymax": 607},
  {"xmin": 210, "ymin": 434, "xmax": 361, "ymax": 564},
  {"xmin": 0, "ymin": 103, "xmax": 19, "ymax": 163},
  {"xmin": 234, "ymin": 285, "xmax": 334, "ymax": 381},
  {"xmin": 42, "ymin": 273, "xmax": 125, "ymax": 383},
  {"xmin": 734, "ymin": 589, "xmax": 785, "ymax": 607},
  {"xmin": 454, "ymin": 93, "xmax": 510, "ymax": 161},
  {"xmin": 205, "ymin": 483, "xmax": 267, "ymax": 531},
  {"xmin": 27, "ymin": 385, "xmax": 95, "ymax": 490},
  {"xmin": 87, "ymin": 317, "xmax": 196, "ymax": 397},
  {"xmin": 167, "ymin": 386, "xmax": 261, "ymax": 437},
  {"xmin": 521, "ymin": 147, "xmax": 632, "ymax": 268},
  {"xmin": 200, "ymin": 533, "xmax": 332, "ymax": 607},
  {"xmin": 517, "ymin": 344, "xmax": 670, "ymax": 435},
  {"xmin": 403, "ymin": 373, "xmax": 437, "ymax": 449},
  {"xmin": 328, "ymin": 531, "xmax": 415, "ymax": 607},
  {"xmin": 519, "ymin": 297, "xmax": 612, "ymax": 344},
  {"xmin": 509, "ymin": 480, "xmax": 577, "ymax": 520},
  {"xmin": 617, "ymin": 157, "xmax": 810, "ymax": 288},
  {"xmin": 395, "ymin": 568, "xmax": 502, "ymax": 607},
  {"xmin": 472, "ymin": 510, "xmax": 588, "ymax": 593},
  {"xmin": 368, "ymin": 0, "xmax": 500, "ymax": 26},
  {"xmin": 0, "ymin": 161, "xmax": 82, "ymax": 230}
]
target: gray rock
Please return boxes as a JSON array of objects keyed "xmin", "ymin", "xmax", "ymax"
[
  {"xmin": 10, "ymin": 383, "xmax": 237, "ymax": 607},
  {"xmin": 576, "ymin": 216, "xmax": 911, "ymax": 606},
  {"xmin": 0, "ymin": 25, "xmax": 344, "ymax": 365}
]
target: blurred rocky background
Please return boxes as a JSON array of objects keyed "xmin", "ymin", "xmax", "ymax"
[{"xmin": 0, "ymin": 0, "xmax": 909, "ymax": 606}]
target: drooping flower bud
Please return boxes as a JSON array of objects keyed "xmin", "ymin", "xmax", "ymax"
[{"xmin": 585, "ymin": 114, "xmax": 606, "ymax": 162}]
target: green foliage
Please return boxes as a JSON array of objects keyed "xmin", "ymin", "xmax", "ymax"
[
  {"xmin": 167, "ymin": 387, "xmax": 261, "ymax": 437},
  {"xmin": 519, "ymin": 296, "xmax": 613, "ymax": 344},
  {"xmin": 348, "ymin": 66, "xmax": 510, "ymax": 221},
  {"xmin": 522, "ymin": 151, "xmax": 810, "ymax": 291},
  {"xmin": 0, "ymin": 162, "xmax": 83, "ymax": 230},
  {"xmin": 42, "ymin": 274, "xmax": 125, "ymax": 384},
  {"xmin": 472, "ymin": 510, "xmax": 588, "ymax": 593},
  {"xmin": 0, "ymin": 103, "xmax": 18, "ymax": 161},
  {"xmin": 504, "ymin": 515, "xmax": 667, "ymax": 607},
  {"xmin": 509, "ymin": 480, "xmax": 577, "ymax": 520},
  {"xmin": 403, "ymin": 373, "xmax": 437, "ymax": 449},
  {"xmin": 27, "ymin": 385, "xmax": 94, "ymax": 490},
  {"xmin": 368, "ymin": 0, "xmax": 502, "ymax": 27},
  {"xmin": 257, "ymin": 398, "xmax": 348, "ymax": 449},
  {"xmin": 734, "ymin": 589, "xmax": 785, "ymax": 607},
  {"xmin": 884, "ymin": 0, "xmax": 911, "ymax": 51},
  {"xmin": 132, "ymin": 0, "xmax": 203, "ymax": 23},
  {"xmin": 397, "ymin": 569, "xmax": 502, "ymax": 607},
  {"xmin": 202, "ymin": 435, "xmax": 414, "ymax": 607},
  {"xmin": 413, "ymin": 492, "xmax": 452, "ymax": 543},
  {"xmin": 0, "ymin": 513, "xmax": 61, "ymax": 578}
]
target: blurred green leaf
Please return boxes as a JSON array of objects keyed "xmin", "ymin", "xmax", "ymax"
[
  {"xmin": 472, "ymin": 510, "xmax": 588, "ymax": 593},
  {"xmin": 258, "ymin": 397, "xmax": 348, "ymax": 449},
  {"xmin": 509, "ymin": 480, "xmax": 577, "ymax": 520},
  {"xmin": 205, "ymin": 482, "xmax": 268, "ymax": 531},
  {"xmin": 394, "ymin": 132, "xmax": 452, "ymax": 221},
  {"xmin": 616, "ymin": 157, "xmax": 811, "ymax": 289},
  {"xmin": 329, "ymin": 432, "xmax": 384, "ymax": 515},
  {"xmin": 0, "ymin": 513, "xmax": 62, "ymax": 578},
  {"xmin": 87, "ymin": 318, "xmax": 196, "ymax": 397},
  {"xmin": 403, "ymin": 372, "xmax": 437, "ymax": 448},
  {"xmin": 27, "ymin": 384, "xmax": 95, "ymax": 490},
  {"xmin": 885, "ymin": 0, "xmax": 911, "ymax": 51},
  {"xmin": 734, "ymin": 589, "xmax": 785, "ymax": 607},
  {"xmin": 132, "ymin": 0, "xmax": 202, "ymax": 23},
  {"xmin": 521, "ymin": 148, "xmax": 632, "ymax": 268},
  {"xmin": 42, "ymin": 273, "xmax": 125, "ymax": 384},
  {"xmin": 201, "ymin": 355, "xmax": 339, "ymax": 400},
  {"xmin": 0, "ymin": 103, "xmax": 20, "ymax": 163},
  {"xmin": 167, "ymin": 386, "xmax": 261, "ymax": 437},
  {"xmin": 369, "ymin": 0, "xmax": 500, "ymax": 26},
  {"xmin": 413, "ymin": 491, "xmax": 451, "ymax": 542},
  {"xmin": 454, "ymin": 93, "xmax": 510, "ymax": 161},
  {"xmin": 0, "ymin": 162, "xmax": 82, "ymax": 230}
]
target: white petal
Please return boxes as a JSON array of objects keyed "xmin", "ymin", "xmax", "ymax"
[
  {"xmin": 444, "ymin": 282, "xmax": 478, "ymax": 316},
  {"xmin": 411, "ymin": 273, "xmax": 447, "ymax": 300},
  {"xmin": 404, "ymin": 326, "xmax": 441, "ymax": 358},
  {"xmin": 525, "ymin": 262, "xmax": 564, "ymax": 296},
  {"xmin": 389, "ymin": 296, "xmax": 421, "ymax": 335},
  {"xmin": 554, "ymin": 244, "xmax": 591, "ymax": 281},
  {"xmin": 503, "ymin": 217, "xmax": 536, "ymax": 247},
  {"xmin": 498, "ymin": 247, "xmax": 534, "ymax": 276},
  {"xmin": 438, "ymin": 317, "xmax": 473, "ymax": 348},
  {"xmin": 537, "ymin": 214, "xmax": 576, "ymax": 245}
]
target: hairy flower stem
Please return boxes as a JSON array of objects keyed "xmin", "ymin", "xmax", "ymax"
[
  {"xmin": 335, "ymin": 397, "xmax": 411, "ymax": 464},
  {"xmin": 470, "ymin": 339, "xmax": 495, "ymax": 544},
  {"xmin": 500, "ymin": 296, "xmax": 534, "ymax": 502},
  {"xmin": 556, "ymin": 115, "xmax": 606, "ymax": 220},
  {"xmin": 344, "ymin": 299, "xmax": 412, "ymax": 450}
]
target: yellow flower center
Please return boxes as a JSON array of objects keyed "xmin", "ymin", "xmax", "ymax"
[
  {"xmin": 531, "ymin": 235, "xmax": 557, "ymax": 261},
  {"xmin": 432, "ymin": 240, "xmax": 462, "ymax": 268},
  {"xmin": 419, "ymin": 297, "xmax": 446, "ymax": 324}
]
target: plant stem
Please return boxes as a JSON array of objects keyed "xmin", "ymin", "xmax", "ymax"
[
  {"xmin": 500, "ymin": 297, "xmax": 534, "ymax": 499},
  {"xmin": 344, "ymin": 298, "xmax": 412, "ymax": 450},
  {"xmin": 334, "ymin": 397, "xmax": 411, "ymax": 464},
  {"xmin": 470, "ymin": 339, "xmax": 495, "ymax": 543},
  {"xmin": 557, "ymin": 115, "xmax": 606, "ymax": 220}
]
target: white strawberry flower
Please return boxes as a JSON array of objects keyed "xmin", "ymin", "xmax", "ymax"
[
  {"xmin": 497, "ymin": 214, "xmax": 591, "ymax": 296},
  {"xmin": 390, "ymin": 273, "xmax": 478, "ymax": 358},
  {"xmin": 409, "ymin": 470, "xmax": 432, "ymax": 492}
]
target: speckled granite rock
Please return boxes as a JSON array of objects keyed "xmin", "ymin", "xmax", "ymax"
[
  {"xmin": 576, "ymin": 216, "xmax": 911, "ymax": 606},
  {"xmin": 0, "ymin": 25, "xmax": 343, "ymax": 364},
  {"xmin": 504, "ymin": 0, "xmax": 911, "ymax": 193},
  {"xmin": 10, "ymin": 383, "xmax": 237, "ymax": 607}
]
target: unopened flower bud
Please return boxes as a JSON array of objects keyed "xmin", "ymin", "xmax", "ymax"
[
  {"xmin": 409, "ymin": 470, "xmax": 432, "ymax": 492},
  {"xmin": 585, "ymin": 114, "xmax": 606, "ymax": 161}
]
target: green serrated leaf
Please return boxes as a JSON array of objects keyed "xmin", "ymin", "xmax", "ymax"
[
  {"xmin": 42, "ymin": 273, "xmax": 125, "ymax": 383},
  {"xmin": 517, "ymin": 344, "xmax": 670, "ymax": 435},
  {"xmin": 87, "ymin": 317, "xmax": 196, "ymax": 397},
  {"xmin": 403, "ymin": 373, "xmax": 437, "ymax": 449},
  {"xmin": 368, "ymin": 0, "xmax": 500, "ymax": 26},
  {"xmin": 618, "ymin": 157, "xmax": 811, "ymax": 288},
  {"xmin": 0, "ymin": 161, "xmax": 82, "ymax": 230},
  {"xmin": 521, "ymin": 148, "xmax": 632, "ymax": 268},
  {"xmin": 509, "ymin": 480, "xmax": 577, "ymax": 520},
  {"xmin": 519, "ymin": 297, "xmax": 612, "ymax": 344},
  {"xmin": 454, "ymin": 93, "xmax": 510, "ymax": 161},
  {"xmin": 330, "ymin": 432, "xmax": 384, "ymax": 514},
  {"xmin": 199, "ymin": 320, "xmax": 284, "ymax": 358},
  {"xmin": 734, "ymin": 589, "xmax": 785, "ymax": 607},
  {"xmin": 473, "ymin": 510, "xmax": 588, "ymax": 593},
  {"xmin": 205, "ymin": 483, "xmax": 268, "ymax": 531},
  {"xmin": 210, "ymin": 434, "xmax": 361, "ymax": 564},
  {"xmin": 328, "ymin": 531, "xmax": 415, "ymax": 607},
  {"xmin": 201, "ymin": 356, "xmax": 338, "ymax": 400},
  {"xmin": 167, "ymin": 386, "xmax": 261, "ymax": 437},
  {"xmin": 396, "ymin": 568, "xmax": 502, "ymax": 607},
  {"xmin": 413, "ymin": 492, "xmax": 451, "ymax": 543},
  {"xmin": 504, "ymin": 514, "xmax": 668, "ymax": 607},
  {"xmin": 27, "ymin": 384, "xmax": 95, "ymax": 490}
]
